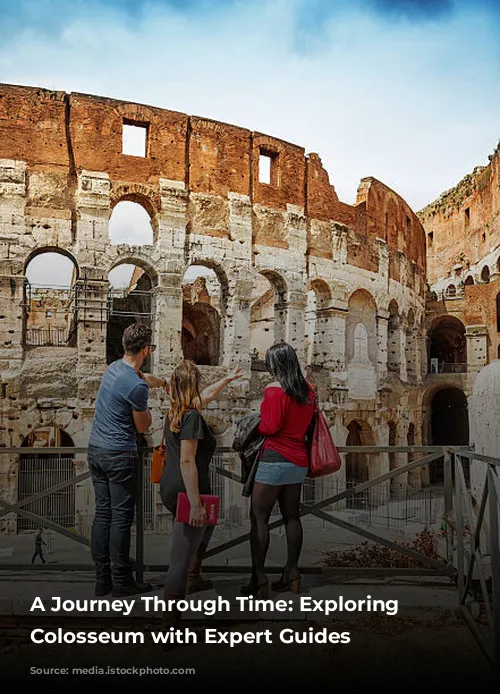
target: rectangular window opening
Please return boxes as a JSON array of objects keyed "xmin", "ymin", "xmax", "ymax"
[
  {"xmin": 259, "ymin": 153, "xmax": 271, "ymax": 184},
  {"xmin": 428, "ymin": 232, "xmax": 433, "ymax": 247},
  {"xmin": 122, "ymin": 120, "xmax": 148, "ymax": 157},
  {"xmin": 465, "ymin": 207, "xmax": 470, "ymax": 226},
  {"xmin": 258, "ymin": 149, "xmax": 279, "ymax": 186}
]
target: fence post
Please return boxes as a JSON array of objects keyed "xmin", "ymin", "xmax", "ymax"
[
  {"xmin": 487, "ymin": 466, "xmax": 500, "ymax": 670},
  {"xmin": 455, "ymin": 452, "xmax": 465, "ymax": 600},
  {"xmin": 444, "ymin": 450, "xmax": 453, "ymax": 565},
  {"xmin": 135, "ymin": 448, "xmax": 144, "ymax": 584}
]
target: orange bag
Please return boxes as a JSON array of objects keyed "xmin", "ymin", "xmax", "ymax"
[{"xmin": 150, "ymin": 418, "xmax": 167, "ymax": 483}]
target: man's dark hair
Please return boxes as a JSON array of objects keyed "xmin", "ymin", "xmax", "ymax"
[{"xmin": 122, "ymin": 323, "xmax": 152, "ymax": 355}]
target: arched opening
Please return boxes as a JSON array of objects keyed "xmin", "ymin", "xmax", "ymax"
[
  {"xmin": 481, "ymin": 265, "xmax": 490, "ymax": 284},
  {"xmin": 464, "ymin": 275, "xmax": 474, "ymax": 286},
  {"xmin": 346, "ymin": 289, "xmax": 377, "ymax": 365},
  {"xmin": 109, "ymin": 200, "xmax": 154, "ymax": 246},
  {"xmin": 498, "ymin": 344, "xmax": 500, "ymax": 359},
  {"xmin": 24, "ymin": 250, "xmax": 78, "ymax": 347},
  {"xmin": 249, "ymin": 271, "xmax": 287, "ymax": 369},
  {"xmin": 446, "ymin": 284, "xmax": 456, "ymax": 298},
  {"xmin": 428, "ymin": 315, "xmax": 467, "ymax": 373},
  {"xmin": 305, "ymin": 279, "xmax": 331, "ymax": 367},
  {"xmin": 345, "ymin": 420, "xmax": 374, "ymax": 509},
  {"xmin": 181, "ymin": 265, "xmax": 225, "ymax": 366},
  {"xmin": 18, "ymin": 427, "xmax": 75, "ymax": 533},
  {"xmin": 106, "ymin": 263, "xmax": 156, "ymax": 369},
  {"xmin": 496, "ymin": 293, "xmax": 500, "ymax": 333},
  {"xmin": 430, "ymin": 387, "xmax": 469, "ymax": 485}
]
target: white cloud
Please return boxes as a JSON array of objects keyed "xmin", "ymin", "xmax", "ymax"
[{"xmin": 1, "ymin": 0, "xmax": 499, "ymax": 210}]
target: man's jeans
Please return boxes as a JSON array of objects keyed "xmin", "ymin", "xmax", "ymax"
[{"xmin": 88, "ymin": 445, "xmax": 138, "ymax": 585}]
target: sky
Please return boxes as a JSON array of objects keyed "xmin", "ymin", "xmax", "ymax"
[{"xmin": 4, "ymin": 0, "xmax": 500, "ymax": 284}]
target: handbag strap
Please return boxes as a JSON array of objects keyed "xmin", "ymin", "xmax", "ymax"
[{"xmin": 160, "ymin": 416, "xmax": 167, "ymax": 447}]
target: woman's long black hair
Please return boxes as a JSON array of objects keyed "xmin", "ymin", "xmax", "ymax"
[{"xmin": 265, "ymin": 342, "xmax": 311, "ymax": 404}]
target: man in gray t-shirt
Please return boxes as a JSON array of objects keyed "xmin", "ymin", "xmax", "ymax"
[{"xmin": 88, "ymin": 323, "xmax": 167, "ymax": 597}]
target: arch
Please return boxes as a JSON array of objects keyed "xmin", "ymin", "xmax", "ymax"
[
  {"xmin": 182, "ymin": 263, "xmax": 227, "ymax": 366},
  {"xmin": 106, "ymin": 262, "xmax": 155, "ymax": 366},
  {"xmin": 24, "ymin": 249, "xmax": 79, "ymax": 348},
  {"xmin": 345, "ymin": 419, "xmax": 375, "ymax": 509},
  {"xmin": 446, "ymin": 284, "xmax": 456, "ymax": 298},
  {"xmin": 464, "ymin": 275, "xmax": 474, "ymax": 286},
  {"xmin": 24, "ymin": 247, "xmax": 79, "ymax": 279},
  {"xmin": 109, "ymin": 199, "xmax": 155, "ymax": 246},
  {"xmin": 428, "ymin": 315, "xmax": 467, "ymax": 372},
  {"xmin": 250, "ymin": 270, "xmax": 288, "ymax": 363},
  {"xmin": 18, "ymin": 427, "xmax": 75, "ymax": 533},
  {"xmin": 346, "ymin": 289, "xmax": 377, "ymax": 365},
  {"xmin": 110, "ymin": 184, "xmax": 161, "ymax": 221},
  {"xmin": 429, "ymin": 387, "xmax": 469, "ymax": 485},
  {"xmin": 308, "ymin": 278, "xmax": 331, "ymax": 308},
  {"xmin": 481, "ymin": 265, "xmax": 490, "ymax": 283}
]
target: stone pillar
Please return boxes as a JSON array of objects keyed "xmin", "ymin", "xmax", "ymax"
[
  {"xmin": 325, "ymin": 307, "xmax": 347, "ymax": 388},
  {"xmin": 465, "ymin": 325, "xmax": 488, "ymax": 373},
  {"xmin": 468, "ymin": 361, "xmax": 500, "ymax": 577},
  {"xmin": 286, "ymin": 288, "xmax": 307, "ymax": 364},
  {"xmin": 376, "ymin": 312, "xmax": 389, "ymax": 382},
  {"xmin": 222, "ymin": 275, "xmax": 253, "ymax": 372},
  {"xmin": 0, "ymin": 159, "xmax": 27, "ymax": 375},
  {"xmin": 152, "ymin": 277, "xmax": 184, "ymax": 371},
  {"xmin": 399, "ymin": 321, "xmax": 408, "ymax": 381},
  {"xmin": 74, "ymin": 171, "xmax": 111, "ymax": 404}
]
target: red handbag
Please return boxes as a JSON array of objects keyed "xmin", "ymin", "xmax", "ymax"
[{"xmin": 307, "ymin": 396, "xmax": 341, "ymax": 478}]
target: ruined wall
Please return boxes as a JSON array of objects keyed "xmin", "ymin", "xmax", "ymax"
[
  {"xmin": 0, "ymin": 83, "xmax": 428, "ymax": 530},
  {"xmin": 421, "ymin": 142, "xmax": 500, "ymax": 386}
]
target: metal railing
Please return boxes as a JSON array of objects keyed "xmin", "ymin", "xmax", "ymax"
[
  {"xmin": 24, "ymin": 327, "xmax": 75, "ymax": 347},
  {"xmin": 0, "ymin": 444, "xmax": 498, "ymax": 673}
]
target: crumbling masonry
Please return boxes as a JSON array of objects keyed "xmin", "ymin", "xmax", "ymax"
[{"xmin": 0, "ymin": 84, "xmax": 429, "ymax": 532}]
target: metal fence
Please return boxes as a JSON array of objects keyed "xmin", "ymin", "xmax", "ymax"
[
  {"xmin": 0, "ymin": 445, "xmax": 499, "ymax": 673},
  {"xmin": 24, "ymin": 327, "xmax": 75, "ymax": 347}
]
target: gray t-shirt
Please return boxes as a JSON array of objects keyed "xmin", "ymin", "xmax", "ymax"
[{"xmin": 89, "ymin": 359, "xmax": 149, "ymax": 450}]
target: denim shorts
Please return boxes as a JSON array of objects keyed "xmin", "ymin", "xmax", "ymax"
[{"xmin": 254, "ymin": 461, "xmax": 308, "ymax": 486}]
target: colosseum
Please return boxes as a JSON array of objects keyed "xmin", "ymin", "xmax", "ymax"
[{"xmin": 0, "ymin": 83, "xmax": 433, "ymax": 533}]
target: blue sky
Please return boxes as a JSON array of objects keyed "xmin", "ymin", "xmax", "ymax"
[{"xmin": 1, "ymin": 0, "xmax": 500, "ymax": 213}]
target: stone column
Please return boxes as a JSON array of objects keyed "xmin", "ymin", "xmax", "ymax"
[
  {"xmin": 0, "ymin": 159, "xmax": 27, "ymax": 375},
  {"xmin": 152, "ymin": 276, "xmax": 184, "ymax": 371},
  {"xmin": 376, "ymin": 312, "xmax": 389, "ymax": 382},
  {"xmin": 222, "ymin": 275, "xmax": 253, "ymax": 371},
  {"xmin": 399, "ymin": 318, "xmax": 408, "ymax": 381},
  {"xmin": 465, "ymin": 325, "xmax": 488, "ymax": 373},
  {"xmin": 286, "ymin": 287, "xmax": 307, "ymax": 364},
  {"xmin": 74, "ymin": 171, "xmax": 111, "ymax": 405}
]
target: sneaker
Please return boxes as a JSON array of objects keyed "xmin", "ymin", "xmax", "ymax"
[
  {"xmin": 111, "ymin": 581, "xmax": 153, "ymax": 597},
  {"xmin": 95, "ymin": 580, "xmax": 112, "ymax": 597}
]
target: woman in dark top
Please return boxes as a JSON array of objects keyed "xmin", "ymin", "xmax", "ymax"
[
  {"xmin": 243, "ymin": 342, "xmax": 315, "ymax": 598},
  {"xmin": 160, "ymin": 360, "xmax": 242, "ymax": 623}
]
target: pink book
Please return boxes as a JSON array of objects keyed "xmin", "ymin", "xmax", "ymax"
[{"xmin": 175, "ymin": 493, "xmax": 219, "ymax": 525}]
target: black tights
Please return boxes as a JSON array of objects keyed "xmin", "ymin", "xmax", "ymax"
[{"xmin": 249, "ymin": 482, "xmax": 302, "ymax": 579}]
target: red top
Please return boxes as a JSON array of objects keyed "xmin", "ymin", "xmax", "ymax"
[{"xmin": 257, "ymin": 383, "xmax": 315, "ymax": 468}]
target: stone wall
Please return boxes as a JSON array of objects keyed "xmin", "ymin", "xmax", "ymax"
[{"xmin": 0, "ymin": 83, "xmax": 428, "ymax": 530}]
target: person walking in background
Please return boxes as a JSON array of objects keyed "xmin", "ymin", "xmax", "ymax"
[
  {"xmin": 243, "ymin": 342, "xmax": 315, "ymax": 597},
  {"xmin": 160, "ymin": 360, "xmax": 242, "ymax": 627},
  {"xmin": 88, "ymin": 322, "xmax": 167, "ymax": 598},
  {"xmin": 31, "ymin": 527, "xmax": 46, "ymax": 564}
]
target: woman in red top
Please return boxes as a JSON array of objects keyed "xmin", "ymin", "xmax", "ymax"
[{"xmin": 243, "ymin": 342, "xmax": 315, "ymax": 598}]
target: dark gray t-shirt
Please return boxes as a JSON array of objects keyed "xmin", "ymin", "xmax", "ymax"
[
  {"xmin": 89, "ymin": 359, "xmax": 149, "ymax": 450},
  {"xmin": 160, "ymin": 409, "xmax": 216, "ymax": 515}
]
